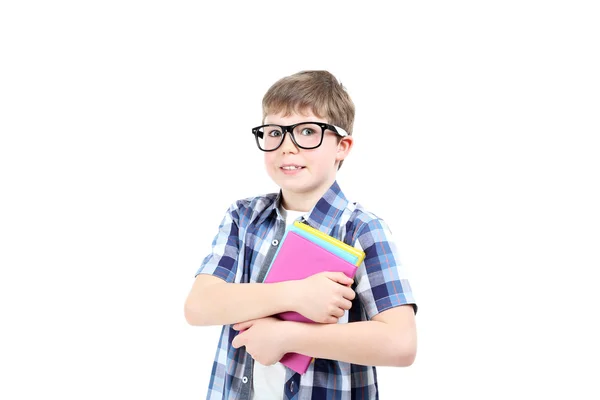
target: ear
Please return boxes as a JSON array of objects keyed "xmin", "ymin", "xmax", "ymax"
[{"xmin": 335, "ymin": 136, "xmax": 354, "ymax": 162}]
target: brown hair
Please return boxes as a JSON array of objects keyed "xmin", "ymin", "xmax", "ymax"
[{"xmin": 262, "ymin": 71, "xmax": 355, "ymax": 169}]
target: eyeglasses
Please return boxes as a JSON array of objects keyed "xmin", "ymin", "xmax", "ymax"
[{"xmin": 251, "ymin": 121, "xmax": 349, "ymax": 152}]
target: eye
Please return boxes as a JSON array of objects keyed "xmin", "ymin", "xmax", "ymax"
[
  {"xmin": 300, "ymin": 128, "xmax": 315, "ymax": 136},
  {"xmin": 266, "ymin": 128, "xmax": 283, "ymax": 137}
]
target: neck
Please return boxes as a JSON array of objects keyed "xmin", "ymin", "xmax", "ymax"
[{"xmin": 280, "ymin": 179, "xmax": 335, "ymax": 212}]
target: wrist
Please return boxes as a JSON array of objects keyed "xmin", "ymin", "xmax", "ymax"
[
  {"xmin": 282, "ymin": 321, "xmax": 306, "ymax": 354},
  {"xmin": 277, "ymin": 280, "xmax": 302, "ymax": 313}
]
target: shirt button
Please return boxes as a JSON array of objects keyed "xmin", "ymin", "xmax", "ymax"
[
  {"xmin": 271, "ymin": 239, "xmax": 279, "ymax": 246},
  {"xmin": 290, "ymin": 381, "xmax": 295, "ymax": 392},
  {"xmin": 242, "ymin": 376, "xmax": 248, "ymax": 384}
]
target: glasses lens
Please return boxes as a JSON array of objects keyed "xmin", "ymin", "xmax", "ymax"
[
  {"xmin": 256, "ymin": 125, "xmax": 284, "ymax": 150},
  {"xmin": 292, "ymin": 123, "xmax": 323, "ymax": 149}
]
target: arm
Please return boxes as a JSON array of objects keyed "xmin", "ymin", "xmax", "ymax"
[
  {"xmin": 285, "ymin": 305, "xmax": 416, "ymax": 367},
  {"xmin": 185, "ymin": 271, "xmax": 356, "ymax": 327},
  {"xmin": 232, "ymin": 305, "xmax": 416, "ymax": 367},
  {"xmin": 185, "ymin": 274, "xmax": 297, "ymax": 326}
]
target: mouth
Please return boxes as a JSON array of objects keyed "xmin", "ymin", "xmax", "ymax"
[
  {"xmin": 280, "ymin": 165, "xmax": 305, "ymax": 171},
  {"xmin": 279, "ymin": 164, "xmax": 305, "ymax": 174}
]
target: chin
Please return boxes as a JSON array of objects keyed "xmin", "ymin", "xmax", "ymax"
[
  {"xmin": 268, "ymin": 167, "xmax": 331, "ymax": 195},
  {"xmin": 270, "ymin": 176, "xmax": 305, "ymax": 192},
  {"xmin": 275, "ymin": 179, "xmax": 308, "ymax": 193}
]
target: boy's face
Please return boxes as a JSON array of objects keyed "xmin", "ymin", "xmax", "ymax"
[{"xmin": 263, "ymin": 110, "xmax": 353, "ymax": 206}]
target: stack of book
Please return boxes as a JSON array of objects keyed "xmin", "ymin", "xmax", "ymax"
[{"xmin": 262, "ymin": 221, "xmax": 366, "ymax": 374}]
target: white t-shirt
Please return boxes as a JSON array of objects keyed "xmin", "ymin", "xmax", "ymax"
[{"xmin": 251, "ymin": 206, "xmax": 306, "ymax": 400}]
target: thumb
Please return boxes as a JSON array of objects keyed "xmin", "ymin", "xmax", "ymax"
[{"xmin": 232, "ymin": 333, "xmax": 245, "ymax": 349}]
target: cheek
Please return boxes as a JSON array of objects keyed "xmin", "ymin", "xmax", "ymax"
[
  {"xmin": 264, "ymin": 153, "xmax": 275, "ymax": 165},
  {"xmin": 264, "ymin": 153, "xmax": 280, "ymax": 174},
  {"xmin": 311, "ymin": 145, "xmax": 338, "ymax": 167}
]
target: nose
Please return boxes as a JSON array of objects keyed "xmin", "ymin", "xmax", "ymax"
[{"xmin": 279, "ymin": 130, "xmax": 299, "ymax": 153}]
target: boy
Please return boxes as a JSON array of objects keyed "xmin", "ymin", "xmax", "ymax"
[{"xmin": 185, "ymin": 70, "xmax": 417, "ymax": 400}]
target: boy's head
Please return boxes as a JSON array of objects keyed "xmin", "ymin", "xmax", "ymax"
[
  {"xmin": 252, "ymin": 71, "xmax": 355, "ymax": 209},
  {"xmin": 261, "ymin": 70, "xmax": 355, "ymax": 141}
]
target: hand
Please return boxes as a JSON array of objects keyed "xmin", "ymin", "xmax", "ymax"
[
  {"xmin": 232, "ymin": 317, "xmax": 290, "ymax": 366},
  {"xmin": 292, "ymin": 272, "xmax": 356, "ymax": 324}
]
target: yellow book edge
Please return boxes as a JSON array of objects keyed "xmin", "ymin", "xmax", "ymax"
[{"xmin": 293, "ymin": 221, "xmax": 366, "ymax": 266}]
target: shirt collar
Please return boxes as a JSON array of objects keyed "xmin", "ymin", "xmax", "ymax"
[
  {"xmin": 256, "ymin": 191, "xmax": 283, "ymax": 226},
  {"xmin": 303, "ymin": 180, "xmax": 349, "ymax": 234},
  {"xmin": 257, "ymin": 181, "xmax": 349, "ymax": 235}
]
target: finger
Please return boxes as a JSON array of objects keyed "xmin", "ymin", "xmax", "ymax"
[
  {"xmin": 333, "ymin": 307, "xmax": 345, "ymax": 318},
  {"xmin": 324, "ymin": 272, "xmax": 354, "ymax": 285},
  {"xmin": 342, "ymin": 287, "xmax": 356, "ymax": 301},
  {"xmin": 233, "ymin": 320, "xmax": 254, "ymax": 331},
  {"xmin": 326, "ymin": 315, "xmax": 339, "ymax": 324},
  {"xmin": 338, "ymin": 298, "xmax": 353, "ymax": 311},
  {"xmin": 328, "ymin": 305, "xmax": 344, "ymax": 318}
]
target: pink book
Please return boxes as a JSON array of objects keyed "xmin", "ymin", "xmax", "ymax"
[{"xmin": 262, "ymin": 231, "xmax": 359, "ymax": 374}]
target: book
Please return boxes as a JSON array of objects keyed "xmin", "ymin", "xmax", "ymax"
[
  {"xmin": 290, "ymin": 221, "xmax": 365, "ymax": 266},
  {"xmin": 261, "ymin": 221, "xmax": 365, "ymax": 374}
]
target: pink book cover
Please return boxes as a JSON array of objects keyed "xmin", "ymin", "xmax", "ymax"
[{"xmin": 262, "ymin": 231, "xmax": 359, "ymax": 374}]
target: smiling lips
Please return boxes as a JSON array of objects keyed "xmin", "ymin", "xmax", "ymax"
[{"xmin": 280, "ymin": 164, "xmax": 305, "ymax": 174}]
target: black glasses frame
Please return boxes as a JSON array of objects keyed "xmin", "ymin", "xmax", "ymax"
[{"xmin": 251, "ymin": 122, "xmax": 349, "ymax": 152}]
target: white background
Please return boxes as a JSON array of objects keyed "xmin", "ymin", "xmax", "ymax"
[{"xmin": 1, "ymin": 1, "xmax": 599, "ymax": 399}]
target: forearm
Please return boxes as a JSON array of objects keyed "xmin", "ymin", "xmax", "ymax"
[
  {"xmin": 286, "ymin": 320, "xmax": 416, "ymax": 367},
  {"xmin": 185, "ymin": 278, "xmax": 296, "ymax": 326}
]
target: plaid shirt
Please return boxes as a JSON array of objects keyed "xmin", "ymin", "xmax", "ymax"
[{"xmin": 196, "ymin": 181, "xmax": 417, "ymax": 400}]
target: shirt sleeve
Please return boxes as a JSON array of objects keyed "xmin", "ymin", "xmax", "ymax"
[
  {"xmin": 195, "ymin": 203, "xmax": 240, "ymax": 283},
  {"xmin": 354, "ymin": 218, "xmax": 417, "ymax": 319}
]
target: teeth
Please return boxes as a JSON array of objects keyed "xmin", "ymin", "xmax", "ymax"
[{"xmin": 282, "ymin": 166, "xmax": 302, "ymax": 170}]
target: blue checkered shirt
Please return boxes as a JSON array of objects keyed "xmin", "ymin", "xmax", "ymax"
[{"xmin": 195, "ymin": 181, "xmax": 417, "ymax": 400}]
